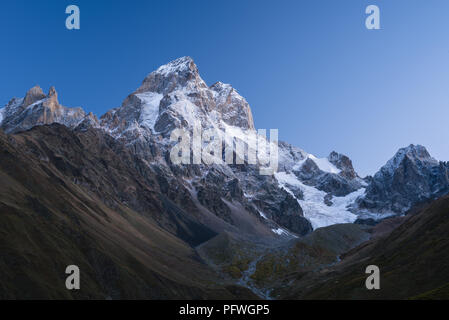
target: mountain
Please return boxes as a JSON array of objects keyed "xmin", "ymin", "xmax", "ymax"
[
  {"xmin": 1, "ymin": 56, "xmax": 449, "ymax": 299},
  {"xmin": 355, "ymin": 144, "xmax": 449, "ymax": 218},
  {"xmin": 2, "ymin": 58, "xmax": 448, "ymax": 232},
  {"xmin": 100, "ymin": 56, "xmax": 254, "ymax": 139},
  {"xmin": 98, "ymin": 56, "xmax": 316, "ymax": 237}
]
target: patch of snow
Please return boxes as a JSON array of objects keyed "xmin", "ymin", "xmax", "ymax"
[
  {"xmin": 272, "ymin": 227, "xmax": 297, "ymax": 238},
  {"xmin": 291, "ymin": 157, "xmax": 308, "ymax": 171},
  {"xmin": 291, "ymin": 153, "xmax": 341, "ymax": 174},
  {"xmin": 356, "ymin": 211, "xmax": 397, "ymax": 221},
  {"xmin": 258, "ymin": 211, "xmax": 268, "ymax": 219},
  {"xmin": 309, "ymin": 154, "xmax": 341, "ymax": 174},
  {"xmin": 275, "ymin": 172, "xmax": 364, "ymax": 229},
  {"xmin": 221, "ymin": 122, "xmax": 276, "ymax": 167},
  {"xmin": 212, "ymin": 82, "xmax": 246, "ymax": 104},
  {"xmin": 24, "ymin": 98, "xmax": 46, "ymax": 111},
  {"xmin": 136, "ymin": 92, "xmax": 163, "ymax": 132},
  {"xmin": 358, "ymin": 178, "xmax": 369, "ymax": 187},
  {"xmin": 272, "ymin": 228, "xmax": 288, "ymax": 235},
  {"xmin": 155, "ymin": 56, "xmax": 193, "ymax": 76}
]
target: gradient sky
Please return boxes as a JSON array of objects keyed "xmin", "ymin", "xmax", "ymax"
[{"xmin": 1, "ymin": 0, "xmax": 449, "ymax": 176}]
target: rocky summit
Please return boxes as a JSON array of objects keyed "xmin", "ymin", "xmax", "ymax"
[
  {"xmin": 357, "ymin": 144, "xmax": 449, "ymax": 217},
  {"xmin": 1, "ymin": 57, "xmax": 449, "ymax": 299},
  {"xmin": 0, "ymin": 86, "xmax": 87, "ymax": 134}
]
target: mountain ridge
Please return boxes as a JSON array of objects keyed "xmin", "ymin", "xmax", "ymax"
[{"xmin": 1, "ymin": 57, "xmax": 448, "ymax": 232}]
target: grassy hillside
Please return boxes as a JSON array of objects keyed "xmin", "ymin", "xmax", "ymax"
[{"xmin": 280, "ymin": 195, "xmax": 449, "ymax": 299}]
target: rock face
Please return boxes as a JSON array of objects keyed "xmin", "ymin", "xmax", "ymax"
[
  {"xmin": 0, "ymin": 86, "xmax": 89, "ymax": 134},
  {"xmin": 357, "ymin": 144, "xmax": 449, "ymax": 215},
  {"xmin": 23, "ymin": 85, "xmax": 46, "ymax": 107},
  {"xmin": 328, "ymin": 151, "xmax": 358, "ymax": 180},
  {"xmin": 210, "ymin": 81, "xmax": 255, "ymax": 130},
  {"xmin": 101, "ymin": 56, "xmax": 254, "ymax": 140}
]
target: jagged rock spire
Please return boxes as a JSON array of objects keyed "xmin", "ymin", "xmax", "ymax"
[
  {"xmin": 23, "ymin": 85, "xmax": 46, "ymax": 107},
  {"xmin": 358, "ymin": 144, "xmax": 449, "ymax": 214},
  {"xmin": 48, "ymin": 86, "xmax": 57, "ymax": 98},
  {"xmin": 0, "ymin": 85, "xmax": 86, "ymax": 134}
]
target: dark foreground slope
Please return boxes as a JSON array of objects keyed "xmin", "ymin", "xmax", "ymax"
[
  {"xmin": 0, "ymin": 124, "xmax": 255, "ymax": 299},
  {"xmin": 278, "ymin": 194, "xmax": 449, "ymax": 299}
]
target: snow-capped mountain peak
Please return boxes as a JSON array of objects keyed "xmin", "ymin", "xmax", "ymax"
[
  {"xmin": 154, "ymin": 56, "xmax": 196, "ymax": 76},
  {"xmin": 381, "ymin": 144, "xmax": 438, "ymax": 176},
  {"xmin": 328, "ymin": 151, "xmax": 359, "ymax": 179},
  {"xmin": 101, "ymin": 56, "xmax": 255, "ymax": 139},
  {"xmin": 357, "ymin": 144, "xmax": 449, "ymax": 215},
  {"xmin": 136, "ymin": 56, "xmax": 208, "ymax": 96}
]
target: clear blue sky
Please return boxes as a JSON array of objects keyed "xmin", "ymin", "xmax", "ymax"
[{"xmin": 1, "ymin": 0, "xmax": 449, "ymax": 176}]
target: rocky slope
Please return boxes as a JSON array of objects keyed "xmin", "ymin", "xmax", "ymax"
[{"xmin": 356, "ymin": 144, "xmax": 449, "ymax": 217}]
